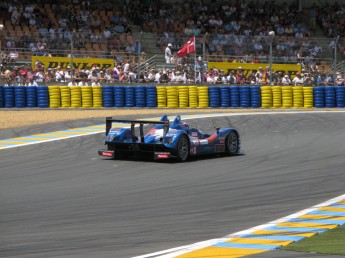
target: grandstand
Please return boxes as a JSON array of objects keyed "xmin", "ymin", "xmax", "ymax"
[{"xmin": 0, "ymin": 0, "xmax": 345, "ymax": 84}]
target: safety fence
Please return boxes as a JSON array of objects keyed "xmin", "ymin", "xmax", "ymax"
[{"xmin": 0, "ymin": 85, "xmax": 345, "ymax": 109}]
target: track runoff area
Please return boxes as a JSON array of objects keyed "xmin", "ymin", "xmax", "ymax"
[{"xmin": 1, "ymin": 111, "xmax": 345, "ymax": 257}]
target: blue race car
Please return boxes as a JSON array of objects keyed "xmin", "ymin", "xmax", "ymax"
[{"xmin": 98, "ymin": 115, "xmax": 240, "ymax": 161}]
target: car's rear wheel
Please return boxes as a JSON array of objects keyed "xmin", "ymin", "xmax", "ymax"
[
  {"xmin": 225, "ymin": 131, "xmax": 239, "ymax": 155},
  {"xmin": 177, "ymin": 135, "xmax": 189, "ymax": 161}
]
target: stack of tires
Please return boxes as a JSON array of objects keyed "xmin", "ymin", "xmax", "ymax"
[
  {"xmin": 71, "ymin": 86, "xmax": 82, "ymax": 108},
  {"xmin": 220, "ymin": 86, "xmax": 230, "ymax": 108},
  {"xmin": 92, "ymin": 86, "xmax": 102, "ymax": 108},
  {"xmin": 313, "ymin": 86, "xmax": 325, "ymax": 108},
  {"xmin": 209, "ymin": 86, "xmax": 220, "ymax": 108},
  {"xmin": 156, "ymin": 86, "xmax": 167, "ymax": 108},
  {"xmin": 324, "ymin": 86, "xmax": 336, "ymax": 108},
  {"xmin": 335, "ymin": 86, "xmax": 345, "ymax": 108},
  {"xmin": 81, "ymin": 86, "xmax": 93, "ymax": 108},
  {"xmin": 37, "ymin": 86, "xmax": 49, "ymax": 108},
  {"xmin": 166, "ymin": 86, "xmax": 178, "ymax": 108},
  {"xmin": 177, "ymin": 86, "xmax": 189, "ymax": 108},
  {"xmin": 14, "ymin": 86, "xmax": 26, "ymax": 108},
  {"xmin": 146, "ymin": 86, "xmax": 157, "ymax": 108},
  {"xmin": 102, "ymin": 86, "xmax": 114, "ymax": 107},
  {"xmin": 239, "ymin": 86, "xmax": 251, "ymax": 108},
  {"xmin": 303, "ymin": 86, "xmax": 313, "ymax": 108},
  {"xmin": 292, "ymin": 86, "xmax": 304, "ymax": 108},
  {"xmin": 281, "ymin": 86, "xmax": 293, "ymax": 108},
  {"xmin": 250, "ymin": 86, "xmax": 261, "ymax": 108},
  {"xmin": 48, "ymin": 86, "xmax": 61, "ymax": 108},
  {"xmin": 135, "ymin": 86, "xmax": 146, "ymax": 107},
  {"xmin": 4, "ymin": 86, "xmax": 15, "ymax": 108},
  {"xmin": 114, "ymin": 86, "xmax": 125, "ymax": 107},
  {"xmin": 0, "ymin": 86, "xmax": 4, "ymax": 108},
  {"xmin": 26, "ymin": 87, "xmax": 37, "ymax": 107},
  {"xmin": 197, "ymin": 86, "xmax": 209, "ymax": 108},
  {"xmin": 261, "ymin": 86, "xmax": 272, "ymax": 108},
  {"xmin": 125, "ymin": 87, "xmax": 136, "ymax": 107},
  {"xmin": 272, "ymin": 86, "xmax": 282, "ymax": 108},
  {"xmin": 230, "ymin": 86, "xmax": 240, "ymax": 108},
  {"xmin": 60, "ymin": 86, "xmax": 71, "ymax": 108},
  {"xmin": 188, "ymin": 86, "xmax": 198, "ymax": 108}
]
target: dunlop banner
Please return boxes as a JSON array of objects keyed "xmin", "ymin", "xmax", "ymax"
[
  {"xmin": 208, "ymin": 62, "xmax": 301, "ymax": 78},
  {"xmin": 32, "ymin": 56, "xmax": 115, "ymax": 70}
]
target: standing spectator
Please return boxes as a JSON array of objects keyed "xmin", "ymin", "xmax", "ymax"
[
  {"xmin": 335, "ymin": 72, "xmax": 344, "ymax": 86},
  {"xmin": 165, "ymin": 43, "xmax": 172, "ymax": 64},
  {"xmin": 281, "ymin": 74, "xmax": 291, "ymax": 85},
  {"xmin": 292, "ymin": 73, "xmax": 304, "ymax": 86}
]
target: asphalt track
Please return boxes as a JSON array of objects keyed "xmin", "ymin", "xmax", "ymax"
[{"xmin": 1, "ymin": 112, "xmax": 345, "ymax": 258}]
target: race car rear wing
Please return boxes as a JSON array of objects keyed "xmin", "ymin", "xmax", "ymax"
[{"xmin": 105, "ymin": 117, "xmax": 170, "ymax": 143}]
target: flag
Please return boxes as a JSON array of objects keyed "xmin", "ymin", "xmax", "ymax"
[{"xmin": 176, "ymin": 37, "xmax": 195, "ymax": 57}]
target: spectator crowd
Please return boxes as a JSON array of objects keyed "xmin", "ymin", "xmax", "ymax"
[{"xmin": 1, "ymin": 0, "xmax": 345, "ymax": 87}]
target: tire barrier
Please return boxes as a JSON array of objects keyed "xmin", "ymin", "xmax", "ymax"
[
  {"xmin": 48, "ymin": 86, "xmax": 61, "ymax": 108},
  {"xmin": 14, "ymin": 86, "xmax": 26, "ymax": 108},
  {"xmin": 146, "ymin": 86, "xmax": 157, "ymax": 108},
  {"xmin": 102, "ymin": 86, "xmax": 114, "ymax": 107},
  {"xmin": 335, "ymin": 86, "xmax": 345, "ymax": 108},
  {"xmin": 198, "ymin": 86, "xmax": 209, "ymax": 108},
  {"xmin": 114, "ymin": 86, "xmax": 125, "ymax": 107},
  {"xmin": 292, "ymin": 86, "xmax": 303, "ymax": 108},
  {"xmin": 281, "ymin": 86, "xmax": 293, "ymax": 108},
  {"xmin": 303, "ymin": 86, "xmax": 313, "ymax": 108},
  {"xmin": 166, "ymin": 86, "xmax": 178, "ymax": 108},
  {"xmin": 324, "ymin": 86, "xmax": 336, "ymax": 108},
  {"xmin": 220, "ymin": 86, "xmax": 230, "ymax": 107},
  {"xmin": 230, "ymin": 86, "xmax": 240, "ymax": 108},
  {"xmin": 188, "ymin": 86, "xmax": 198, "ymax": 108},
  {"xmin": 71, "ymin": 86, "xmax": 82, "ymax": 108},
  {"xmin": 0, "ymin": 86, "xmax": 4, "ymax": 108},
  {"xmin": 178, "ymin": 86, "xmax": 189, "ymax": 108},
  {"xmin": 26, "ymin": 86, "xmax": 37, "ymax": 107},
  {"xmin": 261, "ymin": 86, "xmax": 272, "ymax": 108},
  {"xmin": 4, "ymin": 86, "xmax": 15, "ymax": 108},
  {"xmin": 156, "ymin": 86, "xmax": 167, "ymax": 108},
  {"xmin": 92, "ymin": 86, "xmax": 103, "ymax": 108},
  {"xmin": 135, "ymin": 86, "xmax": 146, "ymax": 107},
  {"xmin": 37, "ymin": 86, "xmax": 49, "ymax": 108},
  {"xmin": 313, "ymin": 86, "xmax": 325, "ymax": 108},
  {"xmin": 125, "ymin": 86, "xmax": 135, "ymax": 107},
  {"xmin": 209, "ymin": 86, "xmax": 220, "ymax": 108},
  {"xmin": 250, "ymin": 86, "xmax": 261, "ymax": 108},
  {"xmin": 239, "ymin": 86, "xmax": 251, "ymax": 108},
  {"xmin": 81, "ymin": 86, "xmax": 93, "ymax": 108},
  {"xmin": 60, "ymin": 86, "xmax": 71, "ymax": 108},
  {"xmin": 272, "ymin": 86, "xmax": 282, "ymax": 108},
  {"xmin": 2, "ymin": 85, "xmax": 345, "ymax": 109}
]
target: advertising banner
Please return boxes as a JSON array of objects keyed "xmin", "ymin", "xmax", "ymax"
[
  {"xmin": 32, "ymin": 56, "xmax": 115, "ymax": 70},
  {"xmin": 208, "ymin": 62, "xmax": 302, "ymax": 77}
]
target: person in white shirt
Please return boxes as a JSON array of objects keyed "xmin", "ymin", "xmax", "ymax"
[
  {"xmin": 78, "ymin": 78, "xmax": 89, "ymax": 86},
  {"xmin": 91, "ymin": 79, "xmax": 101, "ymax": 86},
  {"xmin": 165, "ymin": 43, "xmax": 172, "ymax": 64},
  {"xmin": 281, "ymin": 74, "xmax": 291, "ymax": 85},
  {"xmin": 68, "ymin": 78, "xmax": 78, "ymax": 86},
  {"xmin": 292, "ymin": 73, "xmax": 304, "ymax": 86}
]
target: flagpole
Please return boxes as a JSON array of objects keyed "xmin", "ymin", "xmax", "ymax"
[{"xmin": 194, "ymin": 36, "xmax": 196, "ymax": 84}]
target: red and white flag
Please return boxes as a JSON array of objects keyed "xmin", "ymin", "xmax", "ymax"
[{"xmin": 176, "ymin": 37, "xmax": 195, "ymax": 57}]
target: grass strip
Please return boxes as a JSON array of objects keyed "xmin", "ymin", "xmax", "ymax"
[{"xmin": 279, "ymin": 225, "xmax": 345, "ymax": 255}]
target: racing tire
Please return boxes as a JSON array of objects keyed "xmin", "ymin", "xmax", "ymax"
[
  {"xmin": 225, "ymin": 131, "xmax": 239, "ymax": 155},
  {"xmin": 176, "ymin": 134, "xmax": 189, "ymax": 162}
]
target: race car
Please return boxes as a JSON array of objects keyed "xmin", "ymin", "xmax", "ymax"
[{"xmin": 98, "ymin": 115, "xmax": 240, "ymax": 161}]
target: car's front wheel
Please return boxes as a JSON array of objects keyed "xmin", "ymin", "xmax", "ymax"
[
  {"xmin": 176, "ymin": 134, "xmax": 189, "ymax": 161},
  {"xmin": 225, "ymin": 131, "xmax": 239, "ymax": 155}
]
